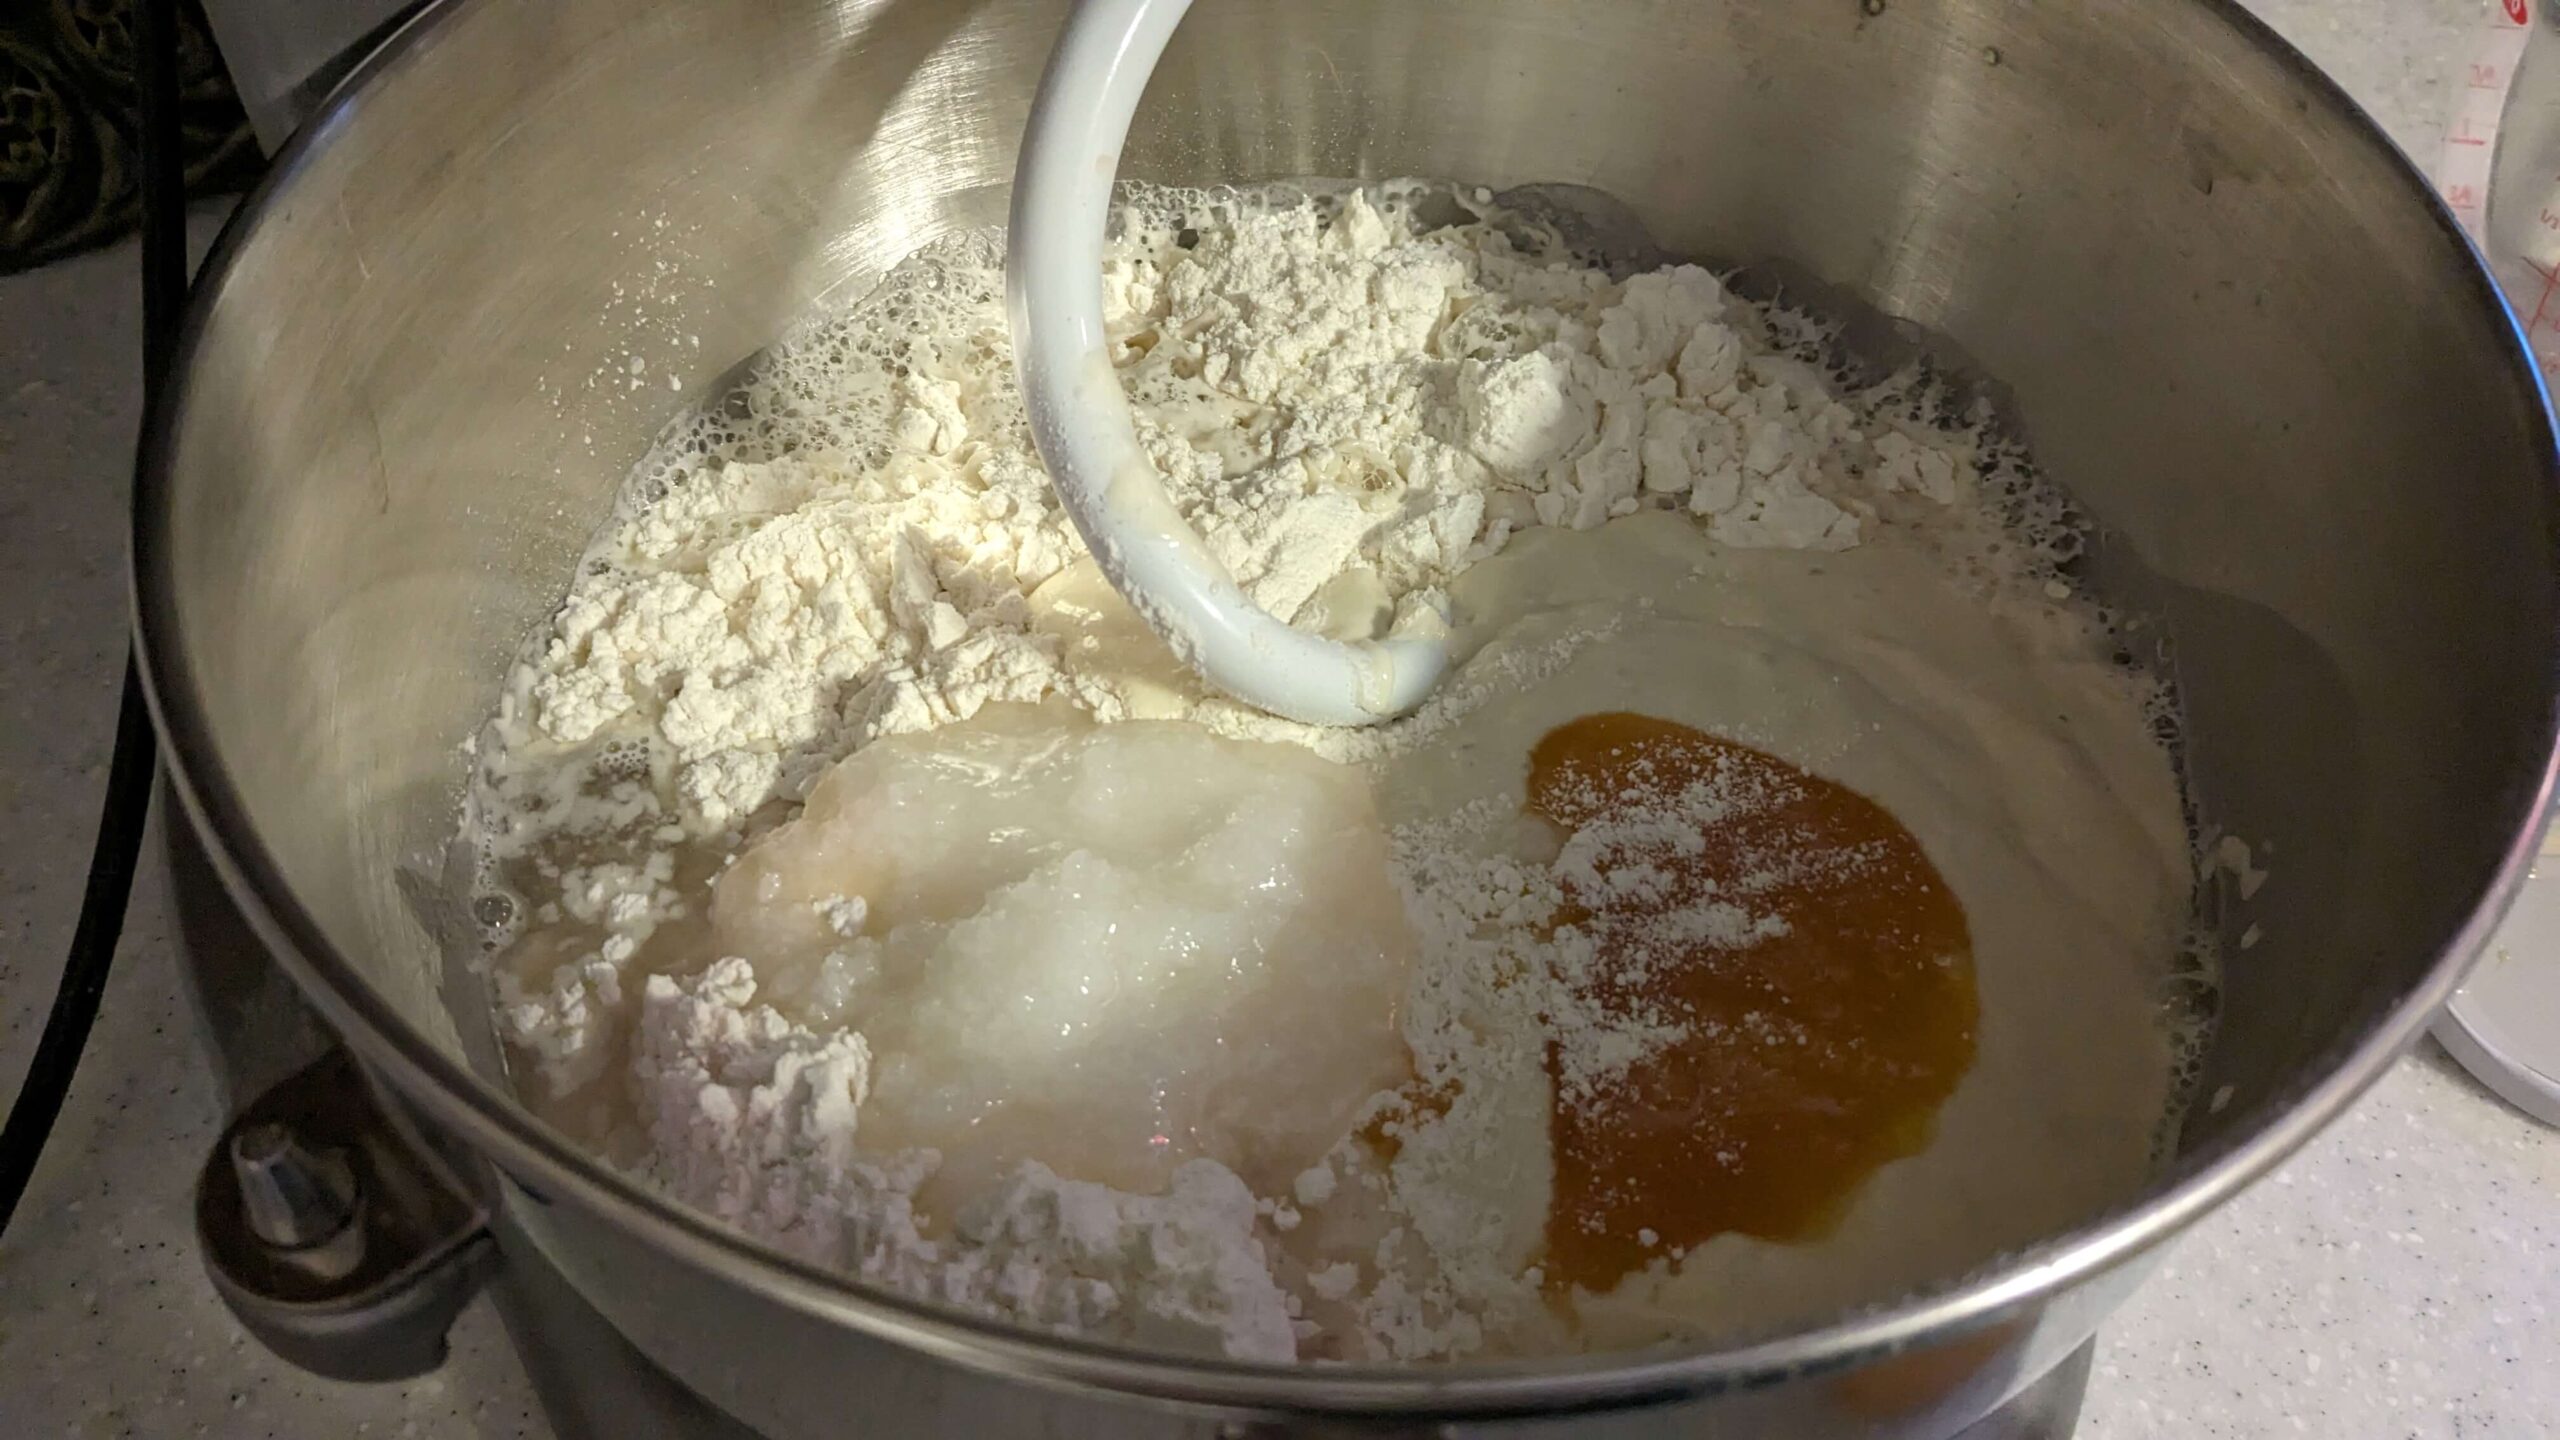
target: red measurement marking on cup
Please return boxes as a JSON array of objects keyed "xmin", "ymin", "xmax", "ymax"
[{"xmin": 2527, "ymin": 259, "xmax": 2560, "ymax": 338}]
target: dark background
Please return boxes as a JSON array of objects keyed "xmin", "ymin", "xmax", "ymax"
[{"xmin": 1, "ymin": 0, "xmax": 256, "ymax": 275}]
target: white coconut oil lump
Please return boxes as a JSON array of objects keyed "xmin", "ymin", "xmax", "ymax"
[{"xmin": 707, "ymin": 708, "xmax": 1414, "ymax": 1206}]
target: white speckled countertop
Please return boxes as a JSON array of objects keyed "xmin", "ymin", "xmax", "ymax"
[{"xmin": 0, "ymin": 2, "xmax": 2551, "ymax": 1437}]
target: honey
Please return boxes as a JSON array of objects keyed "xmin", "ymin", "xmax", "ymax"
[{"xmin": 1527, "ymin": 713, "xmax": 1978, "ymax": 1294}]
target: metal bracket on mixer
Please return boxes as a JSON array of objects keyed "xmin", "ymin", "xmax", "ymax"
[{"xmin": 195, "ymin": 1047, "xmax": 498, "ymax": 1382}]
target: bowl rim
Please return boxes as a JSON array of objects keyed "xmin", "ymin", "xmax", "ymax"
[{"xmin": 130, "ymin": 0, "xmax": 2560, "ymax": 1416}]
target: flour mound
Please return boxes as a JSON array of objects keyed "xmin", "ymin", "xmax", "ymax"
[{"xmin": 480, "ymin": 184, "xmax": 1998, "ymax": 849}]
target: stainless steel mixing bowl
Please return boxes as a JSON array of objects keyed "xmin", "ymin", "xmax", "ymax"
[{"xmin": 135, "ymin": 0, "xmax": 2560, "ymax": 1434}]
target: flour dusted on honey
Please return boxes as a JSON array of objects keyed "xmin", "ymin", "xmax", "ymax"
[{"xmin": 467, "ymin": 182, "xmax": 2178, "ymax": 1366}]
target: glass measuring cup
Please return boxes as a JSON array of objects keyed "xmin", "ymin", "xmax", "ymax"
[{"xmin": 2453, "ymin": 0, "xmax": 2560, "ymax": 386}]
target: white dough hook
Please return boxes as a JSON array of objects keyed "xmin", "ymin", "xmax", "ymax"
[{"xmin": 1005, "ymin": 0, "xmax": 1449, "ymax": 727}]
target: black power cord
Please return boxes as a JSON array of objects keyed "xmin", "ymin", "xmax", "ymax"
[{"xmin": 0, "ymin": 0, "xmax": 187, "ymax": 1241}]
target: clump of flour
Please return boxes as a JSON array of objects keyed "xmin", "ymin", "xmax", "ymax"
[
  {"xmin": 633, "ymin": 959, "xmax": 1299, "ymax": 1359},
  {"xmin": 472, "ymin": 181, "xmax": 2069, "ymax": 1362}
]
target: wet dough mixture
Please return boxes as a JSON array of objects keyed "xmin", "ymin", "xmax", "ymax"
[{"xmin": 470, "ymin": 184, "xmax": 2200, "ymax": 1363}]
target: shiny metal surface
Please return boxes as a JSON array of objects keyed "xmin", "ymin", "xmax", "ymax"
[
  {"xmin": 230, "ymin": 1121, "xmax": 361, "ymax": 1253},
  {"xmin": 195, "ymin": 1049, "xmax": 499, "ymax": 1383},
  {"xmin": 134, "ymin": 0, "xmax": 2560, "ymax": 1434}
]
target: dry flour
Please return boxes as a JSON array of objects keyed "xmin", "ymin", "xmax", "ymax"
[{"xmin": 484, "ymin": 185, "xmax": 1990, "ymax": 843}]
